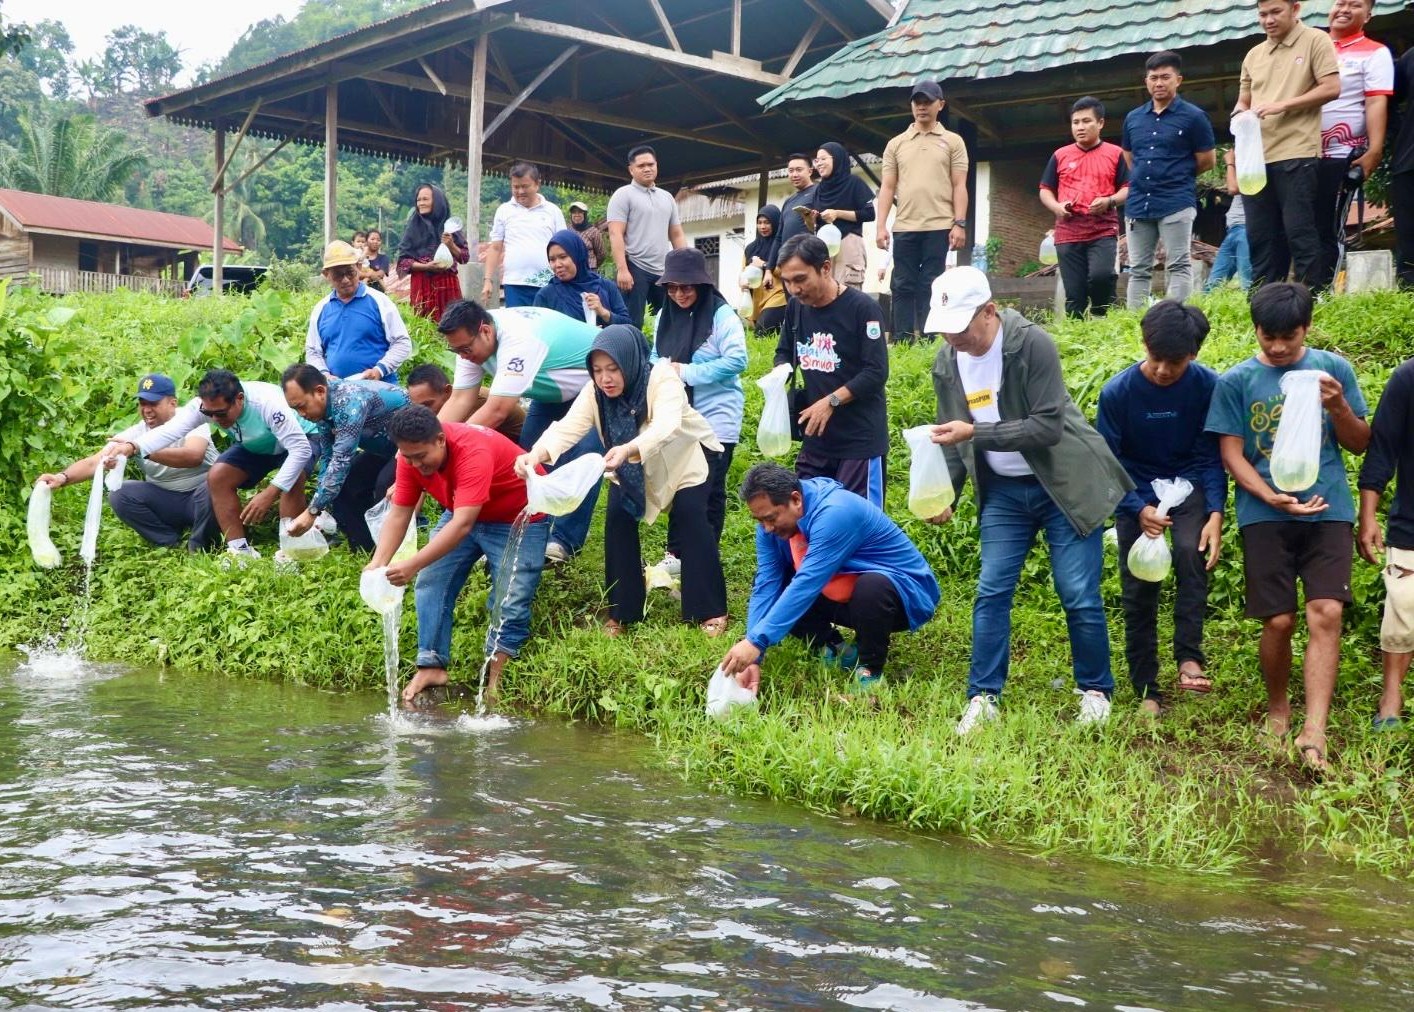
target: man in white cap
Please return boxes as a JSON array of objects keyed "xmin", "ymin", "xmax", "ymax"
[
  {"xmin": 923, "ymin": 267, "xmax": 1132, "ymax": 734},
  {"xmin": 306, "ymin": 240, "xmax": 412, "ymax": 381}
]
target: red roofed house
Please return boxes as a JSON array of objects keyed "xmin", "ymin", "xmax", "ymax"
[{"xmin": 0, "ymin": 188, "xmax": 242, "ymax": 296}]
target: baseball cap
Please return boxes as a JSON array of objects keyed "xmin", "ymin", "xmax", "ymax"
[
  {"xmin": 924, "ymin": 266, "xmax": 992, "ymax": 335},
  {"xmin": 911, "ymin": 79, "xmax": 944, "ymax": 102},
  {"xmin": 136, "ymin": 373, "xmax": 177, "ymax": 402},
  {"xmin": 568, "ymin": 200, "xmax": 589, "ymax": 213},
  {"xmin": 322, "ymin": 240, "xmax": 359, "ymax": 269}
]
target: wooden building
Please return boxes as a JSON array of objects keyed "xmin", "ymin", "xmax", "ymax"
[{"xmin": 0, "ymin": 188, "xmax": 243, "ymax": 296}]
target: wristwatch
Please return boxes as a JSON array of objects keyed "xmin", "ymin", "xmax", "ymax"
[
  {"xmin": 828, "ymin": 393, "xmax": 842, "ymax": 408},
  {"xmin": 308, "ymin": 505, "xmax": 322, "ymax": 517},
  {"xmin": 952, "ymin": 218, "xmax": 968, "ymax": 228}
]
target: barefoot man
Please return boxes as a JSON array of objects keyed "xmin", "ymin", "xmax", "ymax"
[{"xmin": 365, "ymin": 405, "xmax": 550, "ymax": 703}]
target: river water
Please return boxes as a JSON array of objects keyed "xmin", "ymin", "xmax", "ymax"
[{"xmin": 2, "ymin": 651, "xmax": 1412, "ymax": 1010}]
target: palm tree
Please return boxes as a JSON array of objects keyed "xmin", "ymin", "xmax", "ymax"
[{"xmin": 0, "ymin": 110, "xmax": 147, "ymax": 202}]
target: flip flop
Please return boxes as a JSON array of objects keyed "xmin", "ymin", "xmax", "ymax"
[
  {"xmin": 1298, "ymin": 743, "xmax": 1330, "ymax": 773},
  {"xmin": 699, "ymin": 615, "xmax": 729, "ymax": 638},
  {"xmin": 1372, "ymin": 714, "xmax": 1404, "ymax": 731},
  {"xmin": 1177, "ymin": 668, "xmax": 1213, "ymax": 694}
]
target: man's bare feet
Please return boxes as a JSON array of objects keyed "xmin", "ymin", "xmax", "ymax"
[
  {"xmin": 484, "ymin": 652, "xmax": 509, "ymax": 701},
  {"xmin": 1295, "ymin": 726, "xmax": 1330, "ymax": 772},
  {"xmin": 1139, "ymin": 697, "xmax": 1162, "ymax": 717},
  {"xmin": 403, "ymin": 666, "xmax": 449, "ymax": 703},
  {"xmin": 1263, "ymin": 708, "xmax": 1292, "ymax": 738}
]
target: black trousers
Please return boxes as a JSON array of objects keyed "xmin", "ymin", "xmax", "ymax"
[
  {"xmin": 1246, "ymin": 157, "xmax": 1323, "ymax": 290},
  {"xmin": 668, "ymin": 443, "xmax": 735, "ymax": 552},
  {"xmin": 755, "ymin": 305, "xmax": 786, "ymax": 335},
  {"xmin": 604, "ymin": 480, "xmax": 726, "ymax": 624},
  {"xmin": 623, "ymin": 260, "xmax": 665, "ymax": 329},
  {"xmin": 328, "ymin": 453, "xmax": 395, "ymax": 552},
  {"xmin": 787, "ymin": 572, "xmax": 910, "ymax": 673},
  {"xmin": 1392, "ymin": 171, "xmax": 1414, "ymax": 289},
  {"xmin": 1114, "ymin": 494, "xmax": 1211, "ymax": 702},
  {"xmin": 891, "ymin": 229, "xmax": 949, "ymax": 340},
  {"xmin": 1056, "ymin": 236, "xmax": 1117, "ymax": 318},
  {"xmin": 1314, "ymin": 155, "xmax": 1355, "ymax": 292}
]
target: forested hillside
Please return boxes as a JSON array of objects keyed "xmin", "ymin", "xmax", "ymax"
[{"xmin": 0, "ymin": 0, "xmax": 606, "ymax": 265}]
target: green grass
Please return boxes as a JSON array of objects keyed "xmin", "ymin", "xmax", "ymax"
[{"xmin": 4, "ymin": 285, "xmax": 1414, "ymax": 875}]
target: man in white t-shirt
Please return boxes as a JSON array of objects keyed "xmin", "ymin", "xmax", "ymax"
[
  {"xmin": 435, "ymin": 299, "xmax": 600, "ymax": 562},
  {"xmin": 36, "ymin": 374, "xmax": 219, "ymax": 551},
  {"xmin": 1316, "ymin": 0, "xmax": 1394, "ymax": 287},
  {"xmin": 924, "ymin": 268, "xmax": 1133, "ymax": 734},
  {"xmin": 481, "ymin": 162, "xmax": 566, "ymax": 309}
]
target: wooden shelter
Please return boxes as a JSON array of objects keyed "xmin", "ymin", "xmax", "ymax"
[{"xmin": 142, "ymin": 0, "xmax": 891, "ymax": 291}]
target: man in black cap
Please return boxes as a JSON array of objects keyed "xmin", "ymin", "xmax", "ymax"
[
  {"xmin": 36, "ymin": 374, "xmax": 219, "ymax": 551},
  {"xmin": 875, "ymin": 79, "xmax": 971, "ymax": 343}
]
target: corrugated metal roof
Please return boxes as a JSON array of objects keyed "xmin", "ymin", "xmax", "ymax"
[
  {"xmin": 0, "ymin": 189, "xmax": 242, "ymax": 252},
  {"xmin": 760, "ymin": 0, "xmax": 1410, "ymax": 108}
]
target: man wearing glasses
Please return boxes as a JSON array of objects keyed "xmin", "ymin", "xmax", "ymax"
[
  {"xmin": 435, "ymin": 300, "xmax": 599, "ymax": 564},
  {"xmin": 108, "ymin": 369, "xmax": 320, "ymax": 560},
  {"xmin": 305, "ymin": 240, "xmax": 412, "ymax": 381},
  {"xmin": 923, "ymin": 267, "xmax": 1133, "ymax": 735}
]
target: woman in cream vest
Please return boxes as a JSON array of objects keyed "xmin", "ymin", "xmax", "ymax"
[{"xmin": 517, "ymin": 325, "xmax": 728, "ymax": 638}]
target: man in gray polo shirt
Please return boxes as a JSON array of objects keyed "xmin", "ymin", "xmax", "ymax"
[{"xmin": 607, "ymin": 144, "xmax": 687, "ymax": 327}]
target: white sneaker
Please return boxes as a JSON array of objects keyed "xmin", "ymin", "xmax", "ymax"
[
  {"xmin": 956, "ymin": 694, "xmax": 999, "ymax": 735},
  {"xmin": 1076, "ymin": 690, "xmax": 1112, "ymax": 726},
  {"xmin": 659, "ymin": 552, "xmax": 682, "ymax": 577},
  {"xmin": 227, "ymin": 542, "xmax": 261, "ymax": 560},
  {"xmin": 544, "ymin": 541, "xmax": 571, "ymax": 565}
]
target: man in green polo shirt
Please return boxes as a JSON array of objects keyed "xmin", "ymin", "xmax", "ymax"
[
  {"xmin": 437, "ymin": 300, "xmax": 601, "ymax": 563},
  {"xmin": 1234, "ymin": 0, "xmax": 1340, "ymax": 289}
]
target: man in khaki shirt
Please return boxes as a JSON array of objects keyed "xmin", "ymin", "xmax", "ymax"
[
  {"xmin": 1236, "ymin": 0, "xmax": 1341, "ymax": 289},
  {"xmin": 876, "ymin": 79, "xmax": 970, "ymax": 343}
]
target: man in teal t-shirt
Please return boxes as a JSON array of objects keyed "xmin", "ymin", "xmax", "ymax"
[
  {"xmin": 1204, "ymin": 283, "xmax": 1369, "ymax": 771},
  {"xmin": 437, "ymin": 299, "xmax": 602, "ymax": 562}
]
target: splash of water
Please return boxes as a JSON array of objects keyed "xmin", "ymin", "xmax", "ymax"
[
  {"xmin": 475, "ymin": 511, "xmax": 533, "ymax": 716},
  {"xmin": 381, "ymin": 605, "xmax": 402, "ymax": 719}
]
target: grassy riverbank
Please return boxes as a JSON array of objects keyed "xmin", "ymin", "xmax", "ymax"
[{"xmin": 3, "ymin": 284, "xmax": 1414, "ymax": 875}]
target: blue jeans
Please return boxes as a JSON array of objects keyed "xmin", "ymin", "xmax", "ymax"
[
  {"xmin": 519, "ymin": 398, "xmax": 603, "ymax": 555},
  {"xmin": 502, "ymin": 284, "xmax": 539, "ymax": 308},
  {"xmin": 414, "ymin": 511, "xmax": 549, "ymax": 669},
  {"xmin": 967, "ymin": 474, "xmax": 1114, "ymax": 700},
  {"xmin": 1204, "ymin": 223, "xmax": 1251, "ymax": 291}
]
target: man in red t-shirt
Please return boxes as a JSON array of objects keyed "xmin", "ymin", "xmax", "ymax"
[
  {"xmin": 365, "ymin": 405, "xmax": 549, "ymax": 704},
  {"xmin": 1039, "ymin": 96, "xmax": 1131, "ymax": 318}
]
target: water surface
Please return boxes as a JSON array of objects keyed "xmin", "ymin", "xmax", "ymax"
[{"xmin": 1, "ymin": 651, "xmax": 1412, "ymax": 1010}]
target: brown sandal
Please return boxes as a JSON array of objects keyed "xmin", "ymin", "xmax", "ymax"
[
  {"xmin": 603, "ymin": 618, "xmax": 625, "ymax": 638},
  {"xmin": 699, "ymin": 615, "xmax": 729, "ymax": 638}
]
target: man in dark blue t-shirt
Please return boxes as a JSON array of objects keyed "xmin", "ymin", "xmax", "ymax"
[
  {"xmin": 1121, "ymin": 50, "xmax": 1215, "ymax": 309},
  {"xmin": 1097, "ymin": 302, "xmax": 1226, "ymax": 712}
]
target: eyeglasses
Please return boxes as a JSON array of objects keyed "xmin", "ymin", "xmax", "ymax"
[
  {"xmin": 327, "ymin": 266, "xmax": 358, "ymax": 280},
  {"xmin": 664, "ymin": 283, "xmax": 695, "ymax": 294}
]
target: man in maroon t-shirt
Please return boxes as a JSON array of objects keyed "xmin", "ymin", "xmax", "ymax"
[
  {"xmin": 365, "ymin": 405, "xmax": 549, "ymax": 704},
  {"xmin": 1039, "ymin": 96, "xmax": 1131, "ymax": 318}
]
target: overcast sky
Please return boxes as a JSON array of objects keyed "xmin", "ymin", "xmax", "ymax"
[{"xmin": 5, "ymin": 0, "xmax": 294, "ymax": 83}]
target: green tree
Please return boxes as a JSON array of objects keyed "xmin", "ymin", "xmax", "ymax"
[
  {"xmin": 100, "ymin": 25, "xmax": 181, "ymax": 97},
  {"xmin": 14, "ymin": 19, "xmax": 71, "ymax": 97},
  {"xmin": 0, "ymin": 110, "xmax": 147, "ymax": 201}
]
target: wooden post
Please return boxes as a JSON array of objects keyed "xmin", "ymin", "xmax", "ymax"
[
  {"xmin": 324, "ymin": 84, "xmax": 339, "ymax": 247},
  {"xmin": 757, "ymin": 165, "xmax": 769, "ymax": 208},
  {"xmin": 464, "ymin": 31, "xmax": 488, "ymax": 300},
  {"xmin": 959, "ymin": 118, "xmax": 979, "ymax": 266},
  {"xmin": 212, "ymin": 120, "xmax": 225, "ymax": 296}
]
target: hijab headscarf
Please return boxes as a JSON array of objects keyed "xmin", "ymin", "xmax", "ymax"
[
  {"xmin": 398, "ymin": 183, "xmax": 464, "ymax": 261},
  {"xmin": 811, "ymin": 142, "xmax": 856, "ymax": 210},
  {"xmin": 655, "ymin": 284, "xmax": 730, "ymax": 379},
  {"xmin": 744, "ymin": 204, "xmax": 780, "ymax": 268},
  {"xmin": 590, "ymin": 325, "xmax": 651, "ymax": 520},
  {"xmin": 538, "ymin": 229, "xmax": 604, "ymax": 320}
]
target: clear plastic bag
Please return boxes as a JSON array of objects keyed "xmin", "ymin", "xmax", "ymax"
[
  {"xmin": 279, "ymin": 517, "xmax": 330, "ymax": 561},
  {"xmin": 1126, "ymin": 477, "xmax": 1194, "ymax": 583},
  {"xmin": 431, "ymin": 242, "xmax": 454, "ymax": 266},
  {"xmin": 705, "ymin": 665, "xmax": 757, "ymax": 720},
  {"xmin": 1232, "ymin": 111, "xmax": 1267, "ymax": 196},
  {"xmin": 1039, "ymin": 231, "xmax": 1058, "ymax": 266},
  {"xmin": 756, "ymin": 367, "xmax": 792, "ymax": 458},
  {"xmin": 27, "ymin": 481, "xmax": 61, "ymax": 569},
  {"xmin": 525, "ymin": 452, "xmax": 606, "ymax": 516},
  {"xmin": 1270, "ymin": 370, "xmax": 1325, "ymax": 493},
  {"xmin": 740, "ymin": 265, "xmax": 763, "ymax": 289},
  {"xmin": 104, "ymin": 455, "xmax": 127, "ymax": 492},
  {"xmin": 359, "ymin": 566, "xmax": 404, "ymax": 615},
  {"xmin": 80, "ymin": 460, "xmax": 107, "ymax": 565},
  {"xmin": 364, "ymin": 499, "xmax": 417, "ymax": 562},
  {"xmin": 902, "ymin": 425, "xmax": 955, "ymax": 519},
  {"xmin": 816, "ymin": 223, "xmax": 842, "ymax": 256}
]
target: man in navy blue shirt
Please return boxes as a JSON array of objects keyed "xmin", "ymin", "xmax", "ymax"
[
  {"xmin": 1097, "ymin": 302, "xmax": 1226, "ymax": 713},
  {"xmin": 305, "ymin": 240, "xmax": 412, "ymax": 382},
  {"xmin": 1121, "ymin": 51, "xmax": 1216, "ymax": 309}
]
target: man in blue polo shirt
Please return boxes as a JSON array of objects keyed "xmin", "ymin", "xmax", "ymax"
[
  {"xmin": 1122, "ymin": 51, "xmax": 1216, "ymax": 309},
  {"xmin": 305, "ymin": 240, "xmax": 412, "ymax": 381}
]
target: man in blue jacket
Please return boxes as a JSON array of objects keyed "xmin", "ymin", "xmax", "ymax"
[{"xmin": 718, "ymin": 462, "xmax": 940, "ymax": 692}]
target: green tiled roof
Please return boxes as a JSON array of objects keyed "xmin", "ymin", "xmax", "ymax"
[{"xmin": 760, "ymin": 0, "xmax": 1409, "ymax": 108}]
